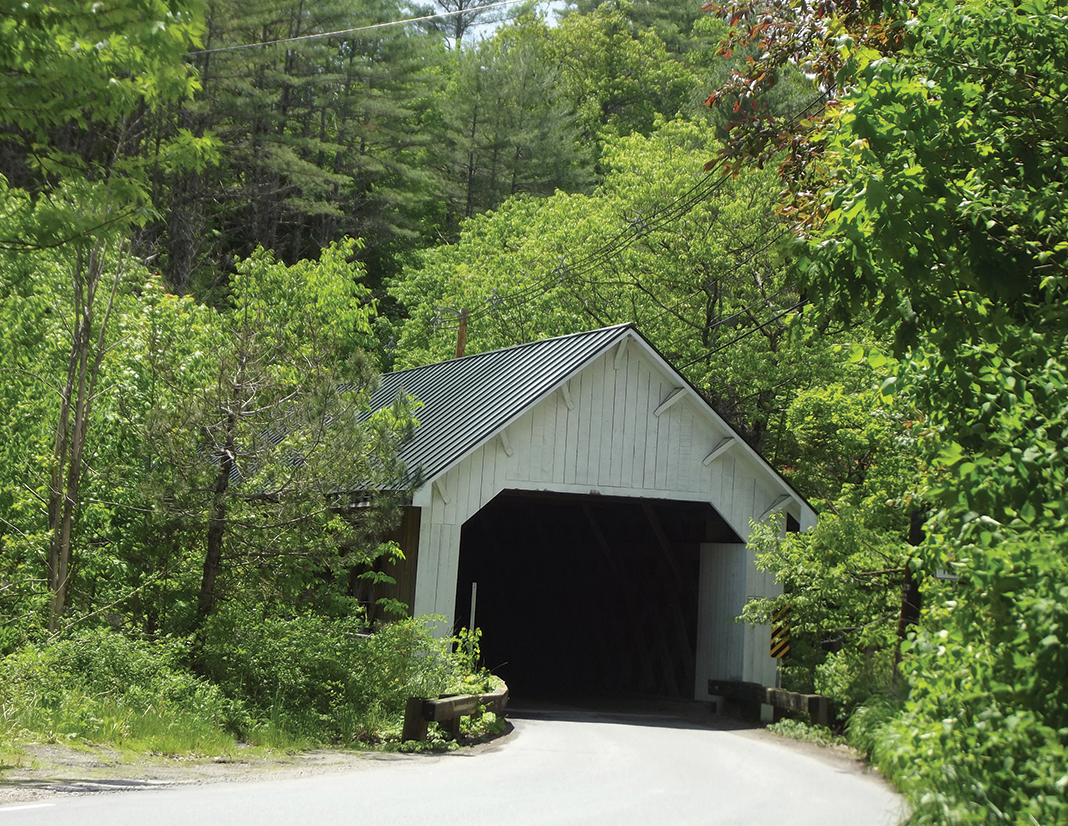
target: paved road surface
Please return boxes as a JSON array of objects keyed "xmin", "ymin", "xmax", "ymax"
[{"xmin": 0, "ymin": 708, "xmax": 906, "ymax": 826}]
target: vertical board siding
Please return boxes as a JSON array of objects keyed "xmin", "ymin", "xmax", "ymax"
[
  {"xmin": 412, "ymin": 345, "xmax": 789, "ymax": 697},
  {"xmin": 680, "ymin": 412, "xmax": 694, "ymax": 493},
  {"xmin": 564, "ymin": 381, "xmax": 581, "ymax": 484},
  {"xmin": 695, "ymin": 542, "xmax": 749, "ymax": 698},
  {"xmin": 530, "ymin": 399, "xmax": 545, "ymax": 481},
  {"xmin": 630, "ymin": 356, "xmax": 649, "ymax": 484},
  {"xmin": 753, "ymin": 562, "xmax": 782, "ymax": 687},
  {"xmin": 663, "ymin": 400, "xmax": 680, "ymax": 492},
  {"xmin": 575, "ymin": 364, "xmax": 595, "ymax": 485},
  {"xmin": 437, "ymin": 523, "xmax": 462, "ymax": 625},
  {"xmin": 428, "ymin": 521, "xmax": 443, "ymax": 612},
  {"xmin": 509, "ymin": 410, "xmax": 533, "ymax": 484},
  {"xmin": 652, "ymin": 388, "xmax": 666, "ymax": 491},
  {"xmin": 480, "ymin": 445, "xmax": 495, "ymax": 519},
  {"xmin": 743, "ymin": 550, "xmax": 762, "ymax": 684},
  {"xmin": 717, "ymin": 454, "xmax": 736, "ymax": 532},
  {"xmin": 598, "ymin": 356, "xmax": 615, "ymax": 487},
  {"xmin": 621, "ymin": 349, "xmax": 640, "ymax": 484},
  {"xmin": 642, "ymin": 368, "xmax": 661, "ymax": 490},
  {"xmin": 554, "ymin": 390, "xmax": 570, "ymax": 484},
  {"xmin": 730, "ymin": 471, "xmax": 757, "ymax": 544},
  {"xmin": 610, "ymin": 354, "xmax": 629, "ymax": 487},
  {"xmin": 587, "ymin": 356, "xmax": 605, "ymax": 485}
]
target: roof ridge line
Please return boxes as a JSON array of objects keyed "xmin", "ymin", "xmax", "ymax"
[{"xmin": 383, "ymin": 323, "xmax": 635, "ymax": 378}]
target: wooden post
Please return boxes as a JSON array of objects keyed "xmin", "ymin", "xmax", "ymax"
[
  {"xmin": 455, "ymin": 308, "xmax": 469, "ymax": 358},
  {"xmin": 807, "ymin": 695, "xmax": 833, "ymax": 728},
  {"xmin": 401, "ymin": 696, "xmax": 428, "ymax": 743},
  {"xmin": 400, "ymin": 687, "xmax": 508, "ymax": 743}
]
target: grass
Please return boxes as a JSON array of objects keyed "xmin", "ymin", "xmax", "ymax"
[
  {"xmin": 0, "ymin": 621, "xmax": 503, "ymax": 767},
  {"xmin": 765, "ymin": 717, "xmax": 848, "ymax": 746},
  {"xmin": 1, "ymin": 693, "xmax": 247, "ymax": 757}
]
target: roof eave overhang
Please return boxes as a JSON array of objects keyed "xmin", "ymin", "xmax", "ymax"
[{"xmin": 410, "ymin": 326, "xmax": 816, "ymax": 528}]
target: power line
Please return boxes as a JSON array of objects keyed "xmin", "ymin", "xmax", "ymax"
[
  {"xmin": 465, "ymin": 156, "xmax": 735, "ymax": 325},
  {"xmin": 188, "ymin": 0, "xmax": 533, "ymax": 56},
  {"xmin": 676, "ymin": 300, "xmax": 808, "ymax": 371},
  {"xmin": 431, "ymin": 92, "xmax": 829, "ymax": 349}
]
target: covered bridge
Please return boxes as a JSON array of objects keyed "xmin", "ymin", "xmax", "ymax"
[{"xmin": 366, "ymin": 324, "xmax": 816, "ymax": 702}]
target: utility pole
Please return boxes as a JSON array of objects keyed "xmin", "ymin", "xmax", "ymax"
[{"xmin": 455, "ymin": 307, "xmax": 469, "ymax": 358}]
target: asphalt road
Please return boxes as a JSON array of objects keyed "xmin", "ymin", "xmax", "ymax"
[{"xmin": 0, "ymin": 708, "xmax": 906, "ymax": 826}]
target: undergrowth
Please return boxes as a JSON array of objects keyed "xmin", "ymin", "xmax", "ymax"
[
  {"xmin": 766, "ymin": 717, "xmax": 847, "ymax": 747},
  {"xmin": 0, "ymin": 628, "xmax": 250, "ymax": 756},
  {"xmin": 0, "ymin": 614, "xmax": 496, "ymax": 761}
]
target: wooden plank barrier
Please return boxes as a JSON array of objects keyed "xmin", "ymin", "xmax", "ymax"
[
  {"xmin": 708, "ymin": 679, "xmax": 834, "ymax": 728},
  {"xmin": 402, "ymin": 684, "xmax": 509, "ymax": 742}
]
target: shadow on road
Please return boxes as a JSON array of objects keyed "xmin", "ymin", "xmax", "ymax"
[
  {"xmin": 506, "ymin": 697, "xmax": 757, "ymax": 732},
  {"xmin": 0, "ymin": 777, "xmax": 177, "ymax": 796}
]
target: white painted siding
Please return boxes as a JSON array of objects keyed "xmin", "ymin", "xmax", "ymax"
[
  {"xmin": 411, "ymin": 340, "xmax": 804, "ymax": 694},
  {"xmin": 695, "ymin": 542, "xmax": 747, "ymax": 692},
  {"xmin": 694, "ymin": 542, "xmax": 781, "ymax": 700}
]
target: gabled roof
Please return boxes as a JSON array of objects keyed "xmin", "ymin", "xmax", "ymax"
[
  {"xmin": 369, "ymin": 324, "xmax": 812, "ymax": 519},
  {"xmin": 370, "ymin": 324, "xmax": 633, "ymax": 484}
]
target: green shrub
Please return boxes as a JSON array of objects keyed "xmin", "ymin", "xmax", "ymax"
[
  {"xmin": 845, "ymin": 695, "xmax": 903, "ymax": 759},
  {"xmin": 0, "ymin": 613, "xmax": 495, "ymax": 754},
  {"xmin": 197, "ymin": 605, "xmax": 463, "ymax": 743},
  {"xmin": 867, "ymin": 529, "xmax": 1068, "ymax": 825},
  {"xmin": 0, "ymin": 628, "xmax": 247, "ymax": 753},
  {"xmin": 767, "ymin": 718, "xmax": 846, "ymax": 746}
]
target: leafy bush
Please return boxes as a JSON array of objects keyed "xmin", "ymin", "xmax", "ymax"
[
  {"xmin": 867, "ymin": 529, "xmax": 1068, "ymax": 825},
  {"xmin": 0, "ymin": 628, "xmax": 246, "ymax": 753},
  {"xmin": 0, "ymin": 610, "xmax": 493, "ymax": 755},
  {"xmin": 845, "ymin": 695, "xmax": 903, "ymax": 760},
  {"xmin": 767, "ymin": 718, "xmax": 846, "ymax": 747},
  {"xmin": 197, "ymin": 605, "xmax": 463, "ymax": 743},
  {"xmin": 743, "ymin": 508, "xmax": 909, "ymax": 710}
]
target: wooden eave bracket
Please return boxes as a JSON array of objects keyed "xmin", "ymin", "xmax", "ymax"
[
  {"xmin": 702, "ymin": 437, "xmax": 736, "ymax": 466},
  {"xmin": 498, "ymin": 427, "xmax": 514, "ymax": 457},
  {"xmin": 613, "ymin": 337, "xmax": 629, "ymax": 370},
  {"xmin": 653, "ymin": 387, "xmax": 685, "ymax": 417},
  {"xmin": 759, "ymin": 494, "xmax": 792, "ymax": 521},
  {"xmin": 558, "ymin": 381, "xmax": 575, "ymax": 411},
  {"xmin": 433, "ymin": 477, "xmax": 452, "ymax": 505}
]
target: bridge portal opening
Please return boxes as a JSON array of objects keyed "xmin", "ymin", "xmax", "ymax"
[{"xmin": 453, "ymin": 490, "xmax": 740, "ymax": 701}]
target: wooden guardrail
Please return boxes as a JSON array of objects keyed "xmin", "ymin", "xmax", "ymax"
[
  {"xmin": 401, "ymin": 684, "xmax": 509, "ymax": 742},
  {"xmin": 708, "ymin": 679, "xmax": 834, "ymax": 727}
]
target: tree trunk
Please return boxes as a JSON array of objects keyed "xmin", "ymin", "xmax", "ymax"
[
  {"xmin": 47, "ymin": 243, "xmax": 120, "ymax": 631},
  {"xmin": 894, "ymin": 510, "xmax": 926, "ymax": 677},
  {"xmin": 896, "ymin": 511, "xmax": 926, "ymax": 641},
  {"xmin": 198, "ymin": 413, "xmax": 235, "ymax": 622}
]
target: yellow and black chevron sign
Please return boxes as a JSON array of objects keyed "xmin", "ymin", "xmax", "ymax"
[{"xmin": 770, "ymin": 605, "xmax": 791, "ymax": 659}]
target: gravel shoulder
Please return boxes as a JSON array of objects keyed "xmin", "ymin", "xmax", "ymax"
[{"xmin": 0, "ymin": 743, "xmax": 417, "ymax": 805}]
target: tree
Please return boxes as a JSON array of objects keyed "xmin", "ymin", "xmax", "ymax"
[
  {"xmin": 743, "ymin": 378, "xmax": 923, "ymax": 707},
  {"xmin": 0, "ymin": 0, "xmax": 213, "ymax": 249},
  {"xmin": 0, "ymin": 0, "xmax": 214, "ymax": 630},
  {"xmin": 548, "ymin": 3, "xmax": 700, "ymax": 143},
  {"xmin": 710, "ymin": 0, "xmax": 1068, "ymax": 820},
  {"xmin": 390, "ymin": 118, "xmax": 853, "ymax": 449},
  {"xmin": 148, "ymin": 0, "xmax": 448, "ymax": 294},
  {"xmin": 140, "ymin": 241, "xmax": 417, "ymax": 624},
  {"xmin": 566, "ymin": 0, "xmax": 721, "ymax": 58},
  {"xmin": 415, "ymin": 0, "xmax": 523, "ymax": 49},
  {"xmin": 440, "ymin": 18, "xmax": 592, "ymax": 224}
]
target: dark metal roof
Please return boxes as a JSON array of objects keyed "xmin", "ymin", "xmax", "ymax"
[{"xmin": 369, "ymin": 324, "xmax": 634, "ymax": 484}]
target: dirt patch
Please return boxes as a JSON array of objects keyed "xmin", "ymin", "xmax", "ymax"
[{"xmin": 0, "ymin": 738, "xmax": 502, "ymax": 806}]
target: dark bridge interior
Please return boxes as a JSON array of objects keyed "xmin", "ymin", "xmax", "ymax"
[{"xmin": 453, "ymin": 490, "xmax": 740, "ymax": 701}]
